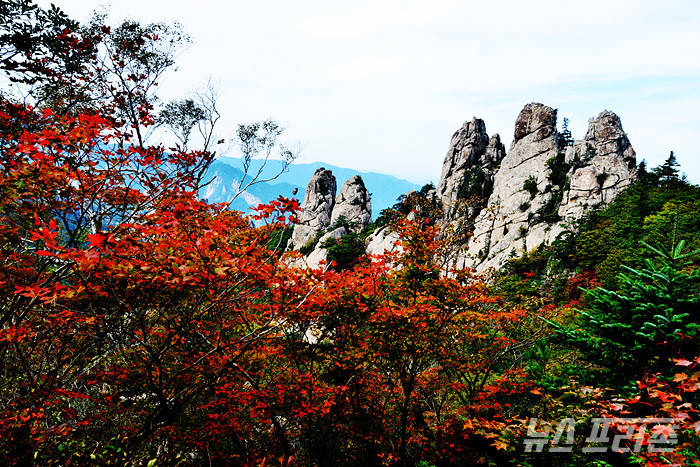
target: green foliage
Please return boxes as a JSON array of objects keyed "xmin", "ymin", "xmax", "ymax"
[
  {"xmin": 534, "ymin": 191, "xmax": 563, "ymax": 224},
  {"xmin": 456, "ymin": 165, "xmax": 487, "ymax": 201},
  {"xmin": 328, "ymin": 214, "xmax": 352, "ymax": 232},
  {"xmin": 529, "ymin": 139, "xmax": 574, "ymax": 225},
  {"xmin": 375, "ymin": 183, "xmax": 440, "ymax": 227},
  {"xmin": 564, "ymin": 174, "xmax": 700, "ymax": 288},
  {"xmin": 595, "ymin": 172, "xmax": 609, "ymax": 187},
  {"xmin": 158, "ymin": 98, "xmax": 205, "ymax": 150},
  {"xmin": 299, "ymin": 231, "xmax": 323, "ymax": 256},
  {"xmin": 267, "ymin": 226, "xmax": 293, "ymax": 252},
  {"xmin": 358, "ymin": 222, "xmax": 377, "ymax": 241},
  {"xmin": 495, "ymin": 248, "xmax": 549, "ymax": 299},
  {"xmin": 322, "ymin": 231, "xmax": 366, "ymax": 271},
  {"xmin": 523, "ymin": 176, "xmax": 538, "ymax": 199},
  {"xmin": 558, "ymin": 117, "xmax": 575, "ymax": 149},
  {"xmin": 546, "ymin": 153, "xmax": 569, "ymax": 188},
  {"xmin": 653, "ymin": 151, "xmax": 681, "ymax": 184},
  {"xmin": 548, "ymin": 241, "xmax": 700, "ymax": 385}
]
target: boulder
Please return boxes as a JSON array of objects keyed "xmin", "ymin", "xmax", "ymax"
[{"xmin": 365, "ymin": 226, "xmax": 401, "ymax": 256}]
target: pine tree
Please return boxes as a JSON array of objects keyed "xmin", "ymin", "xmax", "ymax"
[
  {"xmin": 656, "ymin": 151, "xmax": 681, "ymax": 184},
  {"xmin": 557, "ymin": 117, "xmax": 574, "ymax": 149},
  {"xmin": 548, "ymin": 241, "xmax": 700, "ymax": 386}
]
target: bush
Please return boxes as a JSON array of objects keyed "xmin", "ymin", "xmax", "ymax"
[
  {"xmin": 523, "ymin": 176, "xmax": 538, "ymax": 199},
  {"xmin": 323, "ymin": 231, "xmax": 366, "ymax": 270}
]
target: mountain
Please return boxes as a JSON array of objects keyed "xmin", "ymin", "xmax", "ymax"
[
  {"xmin": 200, "ymin": 157, "xmax": 420, "ymax": 216},
  {"xmin": 292, "ymin": 102, "xmax": 640, "ymax": 273},
  {"xmin": 440, "ymin": 103, "xmax": 637, "ymax": 273}
]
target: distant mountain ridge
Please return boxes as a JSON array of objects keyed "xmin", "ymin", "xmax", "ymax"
[{"xmin": 200, "ymin": 156, "xmax": 421, "ymax": 216}]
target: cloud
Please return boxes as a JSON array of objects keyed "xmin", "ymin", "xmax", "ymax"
[{"xmin": 37, "ymin": 0, "xmax": 700, "ymax": 182}]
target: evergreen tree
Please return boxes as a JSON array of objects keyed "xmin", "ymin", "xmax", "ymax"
[
  {"xmin": 655, "ymin": 151, "xmax": 681, "ymax": 184},
  {"xmin": 548, "ymin": 241, "xmax": 700, "ymax": 387},
  {"xmin": 557, "ymin": 117, "xmax": 574, "ymax": 148}
]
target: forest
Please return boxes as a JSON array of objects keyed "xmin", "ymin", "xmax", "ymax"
[{"xmin": 1, "ymin": 2, "xmax": 699, "ymax": 466}]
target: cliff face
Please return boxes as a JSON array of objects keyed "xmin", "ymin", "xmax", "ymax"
[
  {"xmin": 558, "ymin": 111, "xmax": 637, "ymax": 220},
  {"xmin": 437, "ymin": 118, "xmax": 506, "ymax": 217},
  {"xmin": 440, "ymin": 103, "xmax": 637, "ymax": 273},
  {"xmin": 331, "ymin": 175, "xmax": 372, "ymax": 230}
]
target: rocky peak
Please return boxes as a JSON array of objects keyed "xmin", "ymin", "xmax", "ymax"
[
  {"xmin": 288, "ymin": 104, "xmax": 637, "ymax": 277},
  {"xmin": 289, "ymin": 171, "xmax": 374, "ymax": 269},
  {"xmin": 558, "ymin": 110, "xmax": 637, "ymax": 219},
  {"xmin": 513, "ymin": 102, "xmax": 558, "ymax": 143},
  {"xmin": 290, "ymin": 168, "xmax": 337, "ymax": 250},
  {"xmin": 300, "ymin": 168, "xmax": 337, "ymax": 219},
  {"xmin": 454, "ymin": 103, "xmax": 637, "ymax": 273},
  {"xmin": 331, "ymin": 175, "xmax": 372, "ymax": 230},
  {"xmin": 581, "ymin": 110, "xmax": 635, "ymax": 165},
  {"xmin": 437, "ymin": 117, "xmax": 506, "ymax": 216}
]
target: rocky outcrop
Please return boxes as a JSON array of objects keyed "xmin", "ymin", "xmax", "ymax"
[
  {"xmin": 365, "ymin": 226, "xmax": 401, "ymax": 256},
  {"xmin": 462, "ymin": 103, "xmax": 561, "ymax": 271},
  {"xmin": 289, "ymin": 171, "xmax": 375, "ymax": 267},
  {"xmin": 289, "ymin": 103, "xmax": 636, "ymax": 276},
  {"xmin": 304, "ymin": 226, "xmax": 348, "ymax": 269},
  {"xmin": 440, "ymin": 103, "xmax": 637, "ymax": 274},
  {"xmin": 290, "ymin": 168, "xmax": 337, "ymax": 250},
  {"xmin": 557, "ymin": 111, "xmax": 637, "ymax": 220},
  {"xmin": 437, "ymin": 118, "xmax": 506, "ymax": 217},
  {"xmin": 331, "ymin": 175, "xmax": 372, "ymax": 230}
]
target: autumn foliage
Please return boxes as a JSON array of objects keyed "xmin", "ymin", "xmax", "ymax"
[
  {"xmin": 3, "ymin": 3, "xmax": 700, "ymax": 466},
  {"xmin": 0, "ymin": 92, "xmax": 545, "ymax": 465}
]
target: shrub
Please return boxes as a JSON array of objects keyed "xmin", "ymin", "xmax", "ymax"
[{"xmin": 523, "ymin": 176, "xmax": 538, "ymax": 199}]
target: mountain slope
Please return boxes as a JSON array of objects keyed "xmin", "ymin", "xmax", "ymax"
[{"xmin": 201, "ymin": 157, "xmax": 420, "ymax": 216}]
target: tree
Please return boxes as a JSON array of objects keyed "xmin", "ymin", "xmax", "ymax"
[
  {"xmin": 226, "ymin": 119, "xmax": 299, "ymax": 204},
  {"xmin": 0, "ymin": 0, "xmax": 94, "ymax": 86},
  {"xmin": 157, "ymin": 98, "xmax": 205, "ymax": 151},
  {"xmin": 0, "ymin": 96, "xmax": 308, "ymax": 463},
  {"xmin": 1, "ymin": 3, "xmax": 557, "ymax": 466},
  {"xmin": 557, "ymin": 117, "xmax": 574, "ymax": 148},
  {"xmin": 548, "ymin": 241, "xmax": 700, "ymax": 387},
  {"xmin": 79, "ymin": 13, "xmax": 191, "ymax": 147},
  {"xmin": 0, "ymin": 5, "xmax": 304, "ymax": 463},
  {"xmin": 282, "ymin": 215, "xmax": 534, "ymax": 465},
  {"xmin": 654, "ymin": 151, "xmax": 681, "ymax": 184}
]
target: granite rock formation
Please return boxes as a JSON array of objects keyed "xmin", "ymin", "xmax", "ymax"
[
  {"xmin": 290, "ymin": 168, "xmax": 337, "ymax": 251},
  {"xmin": 437, "ymin": 118, "xmax": 506, "ymax": 217},
  {"xmin": 289, "ymin": 171, "xmax": 373, "ymax": 268},
  {"xmin": 558, "ymin": 111, "xmax": 637, "ymax": 220},
  {"xmin": 331, "ymin": 175, "xmax": 372, "ymax": 230},
  {"xmin": 448, "ymin": 103, "xmax": 637, "ymax": 273},
  {"xmin": 289, "ymin": 103, "xmax": 637, "ymax": 276}
]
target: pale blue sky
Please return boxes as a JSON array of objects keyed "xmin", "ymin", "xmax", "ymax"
[{"xmin": 45, "ymin": 0, "xmax": 700, "ymax": 184}]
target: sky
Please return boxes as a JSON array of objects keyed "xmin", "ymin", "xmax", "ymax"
[{"xmin": 41, "ymin": 0, "xmax": 700, "ymax": 185}]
